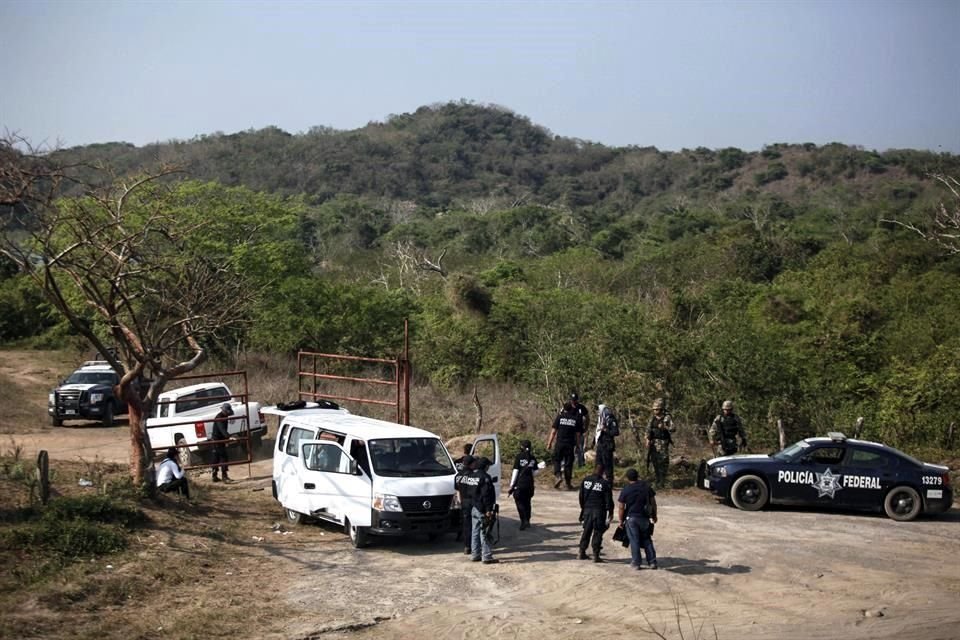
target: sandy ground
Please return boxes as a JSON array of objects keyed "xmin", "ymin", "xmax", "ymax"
[{"xmin": 5, "ymin": 350, "xmax": 960, "ymax": 640}]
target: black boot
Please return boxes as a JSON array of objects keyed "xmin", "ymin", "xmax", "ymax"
[
  {"xmin": 211, "ymin": 471, "xmax": 220, "ymax": 483},
  {"xmin": 593, "ymin": 554, "xmax": 605, "ymax": 563},
  {"xmin": 578, "ymin": 550, "xmax": 588, "ymax": 560}
]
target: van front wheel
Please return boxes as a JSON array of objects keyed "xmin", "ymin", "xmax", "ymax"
[
  {"xmin": 346, "ymin": 519, "xmax": 368, "ymax": 548},
  {"xmin": 285, "ymin": 508, "xmax": 304, "ymax": 525}
]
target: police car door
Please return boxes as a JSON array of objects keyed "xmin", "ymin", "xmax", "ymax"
[
  {"xmin": 297, "ymin": 440, "xmax": 372, "ymax": 527},
  {"xmin": 797, "ymin": 444, "xmax": 847, "ymax": 507},
  {"xmin": 840, "ymin": 447, "xmax": 893, "ymax": 509},
  {"xmin": 470, "ymin": 434, "xmax": 501, "ymax": 503}
]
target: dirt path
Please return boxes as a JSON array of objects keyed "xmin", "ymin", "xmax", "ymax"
[{"xmin": 4, "ymin": 350, "xmax": 960, "ymax": 639}]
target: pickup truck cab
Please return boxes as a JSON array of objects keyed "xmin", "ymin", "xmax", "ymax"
[
  {"xmin": 49, "ymin": 361, "xmax": 126, "ymax": 427},
  {"xmin": 146, "ymin": 382, "xmax": 266, "ymax": 466},
  {"xmin": 266, "ymin": 402, "xmax": 500, "ymax": 548}
]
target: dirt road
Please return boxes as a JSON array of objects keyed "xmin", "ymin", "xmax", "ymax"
[
  {"xmin": 4, "ymin": 350, "xmax": 960, "ymax": 639},
  {"xmin": 10, "ymin": 423, "xmax": 959, "ymax": 640}
]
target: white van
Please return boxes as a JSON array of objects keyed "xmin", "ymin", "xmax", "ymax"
[{"xmin": 265, "ymin": 403, "xmax": 500, "ymax": 548}]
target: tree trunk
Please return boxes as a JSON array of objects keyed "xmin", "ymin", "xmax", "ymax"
[
  {"xmin": 122, "ymin": 383, "xmax": 151, "ymax": 489},
  {"xmin": 473, "ymin": 386, "xmax": 482, "ymax": 433},
  {"xmin": 777, "ymin": 418, "xmax": 786, "ymax": 450}
]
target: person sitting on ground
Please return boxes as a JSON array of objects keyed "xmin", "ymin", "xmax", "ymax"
[{"xmin": 156, "ymin": 447, "xmax": 190, "ymax": 500}]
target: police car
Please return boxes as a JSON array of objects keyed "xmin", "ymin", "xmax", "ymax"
[{"xmin": 697, "ymin": 432, "xmax": 953, "ymax": 521}]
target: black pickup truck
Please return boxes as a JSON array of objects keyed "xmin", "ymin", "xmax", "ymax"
[{"xmin": 48, "ymin": 361, "xmax": 126, "ymax": 427}]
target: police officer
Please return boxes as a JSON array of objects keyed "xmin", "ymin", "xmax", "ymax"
[
  {"xmin": 646, "ymin": 398, "xmax": 674, "ymax": 486},
  {"xmin": 471, "ymin": 457, "xmax": 499, "ymax": 564},
  {"xmin": 454, "ymin": 455, "xmax": 478, "ymax": 552},
  {"xmin": 709, "ymin": 400, "xmax": 748, "ymax": 457},
  {"xmin": 570, "ymin": 392, "xmax": 590, "ymax": 467},
  {"xmin": 507, "ymin": 439, "xmax": 539, "ymax": 530},
  {"xmin": 453, "ymin": 444, "xmax": 473, "ymax": 473},
  {"xmin": 547, "ymin": 401, "xmax": 584, "ymax": 490},
  {"xmin": 210, "ymin": 403, "xmax": 233, "ymax": 482},
  {"xmin": 578, "ymin": 464, "xmax": 614, "ymax": 562},
  {"xmin": 594, "ymin": 404, "xmax": 619, "ymax": 483}
]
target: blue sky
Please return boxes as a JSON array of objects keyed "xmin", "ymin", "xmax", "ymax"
[{"xmin": 1, "ymin": 0, "xmax": 957, "ymax": 152}]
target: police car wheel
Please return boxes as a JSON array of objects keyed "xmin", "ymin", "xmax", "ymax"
[
  {"xmin": 883, "ymin": 485, "xmax": 921, "ymax": 521},
  {"xmin": 346, "ymin": 519, "xmax": 368, "ymax": 548},
  {"xmin": 285, "ymin": 508, "xmax": 304, "ymax": 525},
  {"xmin": 730, "ymin": 474, "xmax": 769, "ymax": 511}
]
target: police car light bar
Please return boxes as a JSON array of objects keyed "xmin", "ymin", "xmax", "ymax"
[{"xmin": 827, "ymin": 431, "xmax": 847, "ymax": 442}]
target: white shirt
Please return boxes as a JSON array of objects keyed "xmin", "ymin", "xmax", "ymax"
[{"xmin": 156, "ymin": 458, "xmax": 184, "ymax": 486}]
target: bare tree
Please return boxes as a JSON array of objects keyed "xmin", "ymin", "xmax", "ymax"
[
  {"xmin": 1, "ymin": 139, "xmax": 259, "ymax": 486},
  {"xmin": 882, "ymin": 173, "xmax": 960, "ymax": 254}
]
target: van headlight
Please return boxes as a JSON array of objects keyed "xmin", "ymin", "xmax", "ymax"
[
  {"xmin": 450, "ymin": 492, "xmax": 461, "ymax": 509},
  {"xmin": 373, "ymin": 493, "xmax": 403, "ymax": 512}
]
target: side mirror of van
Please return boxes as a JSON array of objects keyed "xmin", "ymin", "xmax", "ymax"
[{"xmin": 350, "ymin": 460, "xmax": 360, "ymax": 475}]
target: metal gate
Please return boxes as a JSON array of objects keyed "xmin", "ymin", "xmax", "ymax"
[{"xmin": 298, "ymin": 321, "xmax": 411, "ymax": 424}]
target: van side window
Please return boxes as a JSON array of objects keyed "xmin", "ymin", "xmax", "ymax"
[
  {"xmin": 303, "ymin": 443, "xmax": 349, "ymax": 473},
  {"xmin": 277, "ymin": 424, "xmax": 290, "ymax": 452},
  {"xmin": 286, "ymin": 427, "xmax": 313, "ymax": 457}
]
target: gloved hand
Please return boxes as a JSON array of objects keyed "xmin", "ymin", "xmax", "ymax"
[
  {"xmin": 507, "ymin": 487, "xmax": 515, "ymax": 497},
  {"xmin": 578, "ymin": 511, "xmax": 584, "ymax": 523}
]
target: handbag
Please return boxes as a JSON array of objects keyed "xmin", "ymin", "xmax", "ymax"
[{"xmin": 612, "ymin": 524, "xmax": 626, "ymax": 543}]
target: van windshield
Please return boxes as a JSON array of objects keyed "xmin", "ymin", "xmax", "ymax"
[{"xmin": 368, "ymin": 438, "xmax": 455, "ymax": 477}]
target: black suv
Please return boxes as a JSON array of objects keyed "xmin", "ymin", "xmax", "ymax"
[{"xmin": 48, "ymin": 361, "xmax": 126, "ymax": 427}]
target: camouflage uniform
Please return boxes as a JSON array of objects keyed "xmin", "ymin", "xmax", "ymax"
[
  {"xmin": 708, "ymin": 401, "xmax": 747, "ymax": 457},
  {"xmin": 646, "ymin": 400, "xmax": 674, "ymax": 486}
]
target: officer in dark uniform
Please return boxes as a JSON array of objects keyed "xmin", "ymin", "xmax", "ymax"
[
  {"xmin": 507, "ymin": 439, "xmax": 539, "ymax": 530},
  {"xmin": 595, "ymin": 404, "xmax": 619, "ymax": 483},
  {"xmin": 547, "ymin": 401, "xmax": 584, "ymax": 490},
  {"xmin": 454, "ymin": 455, "xmax": 478, "ymax": 553},
  {"xmin": 578, "ymin": 463, "xmax": 614, "ymax": 562},
  {"xmin": 570, "ymin": 392, "xmax": 590, "ymax": 467},
  {"xmin": 709, "ymin": 400, "xmax": 748, "ymax": 457},
  {"xmin": 453, "ymin": 444, "xmax": 473, "ymax": 473},
  {"xmin": 471, "ymin": 457, "xmax": 498, "ymax": 564},
  {"xmin": 210, "ymin": 403, "xmax": 233, "ymax": 482}
]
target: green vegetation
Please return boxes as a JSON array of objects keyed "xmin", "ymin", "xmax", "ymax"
[{"xmin": 4, "ymin": 101, "xmax": 960, "ymax": 455}]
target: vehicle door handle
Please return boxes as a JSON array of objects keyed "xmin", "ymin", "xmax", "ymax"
[{"xmin": 304, "ymin": 483, "xmax": 315, "ymax": 490}]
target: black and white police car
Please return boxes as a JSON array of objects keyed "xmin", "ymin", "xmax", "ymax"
[{"xmin": 698, "ymin": 432, "xmax": 953, "ymax": 521}]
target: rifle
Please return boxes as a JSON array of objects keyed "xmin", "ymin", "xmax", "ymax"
[
  {"xmin": 645, "ymin": 443, "xmax": 653, "ymax": 474},
  {"xmin": 482, "ymin": 503, "xmax": 500, "ymax": 544}
]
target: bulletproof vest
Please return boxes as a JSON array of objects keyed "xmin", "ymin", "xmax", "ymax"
[
  {"xmin": 455, "ymin": 470, "xmax": 480, "ymax": 502},
  {"xmin": 580, "ymin": 476, "xmax": 610, "ymax": 510},
  {"xmin": 649, "ymin": 415, "xmax": 671, "ymax": 439},
  {"xmin": 514, "ymin": 453, "xmax": 537, "ymax": 487},
  {"xmin": 555, "ymin": 410, "xmax": 581, "ymax": 443},
  {"xmin": 718, "ymin": 414, "xmax": 740, "ymax": 438}
]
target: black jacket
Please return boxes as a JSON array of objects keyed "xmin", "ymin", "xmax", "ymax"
[{"xmin": 473, "ymin": 469, "xmax": 497, "ymax": 513}]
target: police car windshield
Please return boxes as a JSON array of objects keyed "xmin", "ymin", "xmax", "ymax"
[
  {"xmin": 772, "ymin": 440, "xmax": 810, "ymax": 461},
  {"xmin": 368, "ymin": 438, "xmax": 455, "ymax": 477},
  {"xmin": 65, "ymin": 371, "xmax": 116, "ymax": 385}
]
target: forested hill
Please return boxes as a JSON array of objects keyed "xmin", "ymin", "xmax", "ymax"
[
  {"xmin": 8, "ymin": 102, "xmax": 960, "ymax": 454},
  {"xmin": 55, "ymin": 101, "xmax": 957, "ymax": 211}
]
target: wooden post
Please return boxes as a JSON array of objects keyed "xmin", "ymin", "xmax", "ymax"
[{"xmin": 36, "ymin": 450, "xmax": 50, "ymax": 505}]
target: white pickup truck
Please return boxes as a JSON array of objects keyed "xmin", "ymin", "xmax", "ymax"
[{"xmin": 146, "ymin": 382, "xmax": 267, "ymax": 467}]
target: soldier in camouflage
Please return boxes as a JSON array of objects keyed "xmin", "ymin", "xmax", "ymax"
[
  {"xmin": 708, "ymin": 400, "xmax": 748, "ymax": 457},
  {"xmin": 646, "ymin": 398, "xmax": 675, "ymax": 486}
]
